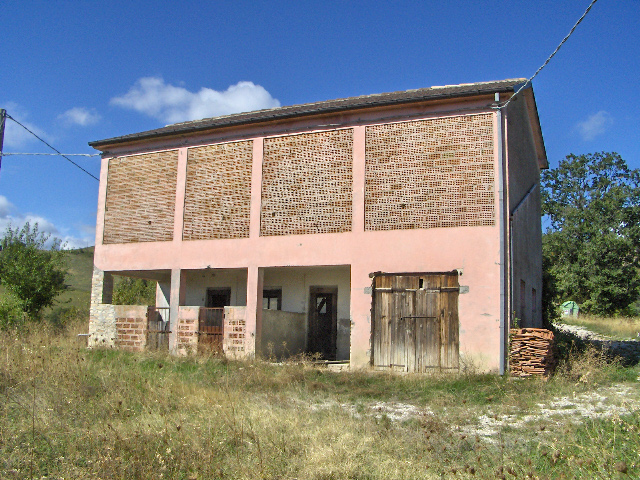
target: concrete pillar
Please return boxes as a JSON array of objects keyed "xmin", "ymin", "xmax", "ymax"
[
  {"xmin": 90, "ymin": 266, "xmax": 113, "ymax": 306},
  {"xmin": 245, "ymin": 265, "xmax": 264, "ymax": 357},
  {"xmin": 89, "ymin": 266, "xmax": 116, "ymax": 347},
  {"xmin": 349, "ymin": 263, "xmax": 372, "ymax": 368},
  {"xmin": 156, "ymin": 281, "xmax": 170, "ymax": 308},
  {"xmin": 352, "ymin": 126, "xmax": 366, "ymax": 233},
  {"xmin": 168, "ymin": 268, "xmax": 187, "ymax": 351},
  {"xmin": 173, "ymin": 148, "xmax": 188, "ymax": 242},
  {"xmin": 249, "ymin": 138, "xmax": 264, "ymax": 239}
]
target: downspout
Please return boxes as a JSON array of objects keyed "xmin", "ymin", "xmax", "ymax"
[{"xmin": 494, "ymin": 93, "xmax": 507, "ymax": 375}]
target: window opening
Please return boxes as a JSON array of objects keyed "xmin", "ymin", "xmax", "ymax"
[{"xmin": 262, "ymin": 289, "xmax": 282, "ymax": 310}]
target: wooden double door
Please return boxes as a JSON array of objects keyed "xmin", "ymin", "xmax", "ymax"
[{"xmin": 372, "ymin": 272, "xmax": 459, "ymax": 372}]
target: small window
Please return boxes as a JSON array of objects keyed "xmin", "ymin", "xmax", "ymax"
[{"xmin": 263, "ymin": 289, "xmax": 282, "ymax": 310}]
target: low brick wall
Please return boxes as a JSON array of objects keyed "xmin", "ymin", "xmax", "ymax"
[
  {"xmin": 114, "ymin": 305, "xmax": 148, "ymax": 351},
  {"xmin": 177, "ymin": 306, "xmax": 199, "ymax": 355},
  {"xmin": 223, "ymin": 306, "xmax": 247, "ymax": 358}
]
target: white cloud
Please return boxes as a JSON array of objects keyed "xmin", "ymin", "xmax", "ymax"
[
  {"xmin": 575, "ymin": 111, "xmax": 613, "ymax": 141},
  {"xmin": 58, "ymin": 107, "xmax": 101, "ymax": 127},
  {"xmin": 0, "ymin": 195, "xmax": 93, "ymax": 249},
  {"xmin": 0, "ymin": 102, "xmax": 52, "ymax": 149},
  {"xmin": 110, "ymin": 77, "xmax": 281, "ymax": 124}
]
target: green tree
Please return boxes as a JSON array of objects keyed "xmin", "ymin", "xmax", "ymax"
[
  {"xmin": 0, "ymin": 222, "xmax": 68, "ymax": 319},
  {"xmin": 541, "ymin": 152, "xmax": 640, "ymax": 315},
  {"xmin": 113, "ymin": 277, "xmax": 156, "ymax": 305}
]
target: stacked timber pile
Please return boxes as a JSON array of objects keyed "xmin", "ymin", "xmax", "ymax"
[{"xmin": 509, "ymin": 328, "xmax": 556, "ymax": 377}]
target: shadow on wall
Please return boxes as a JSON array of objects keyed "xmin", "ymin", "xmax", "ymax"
[{"xmin": 260, "ymin": 310, "xmax": 306, "ymax": 360}]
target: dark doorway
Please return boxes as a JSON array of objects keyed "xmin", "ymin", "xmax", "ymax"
[
  {"xmin": 308, "ymin": 287, "xmax": 338, "ymax": 360},
  {"xmin": 206, "ymin": 288, "xmax": 231, "ymax": 308}
]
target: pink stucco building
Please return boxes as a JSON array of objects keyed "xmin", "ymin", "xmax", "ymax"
[{"xmin": 88, "ymin": 78, "xmax": 546, "ymax": 373}]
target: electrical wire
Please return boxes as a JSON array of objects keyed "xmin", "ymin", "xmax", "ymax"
[
  {"xmin": 499, "ymin": 0, "xmax": 599, "ymax": 110},
  {"xmin": 5, "ymin": 114, "xmax": 100, "ymax": 181},
  {"xmin": 0, "ymin": 152, "xmax": 100, "ymax": 157}
]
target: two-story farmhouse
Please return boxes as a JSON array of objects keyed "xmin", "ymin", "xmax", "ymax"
[{"xmin": 88, "ymin": 78, "xmax": 546, "ymax": 373}]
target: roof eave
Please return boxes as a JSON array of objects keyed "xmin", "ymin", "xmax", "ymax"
[{"xmin": 89, "ymin": 79, "xmax": 526, "ymax": 150}]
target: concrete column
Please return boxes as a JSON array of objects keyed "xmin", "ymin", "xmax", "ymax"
[
  {"xmin": 89, "ymin": 266, "xmax": 116, "ymax": 347},
  {"xmin": 173, "ymin": 147, "xmax": 188, "ymax": 242},
  {"xmin": 249, "ymin": 138, "xmax": 264, "ymax": 239},
  {"xmin": 156, "ymin": 282, "xmax": 170, "ymax": 308},
  {"xmin": 90, "ymin": 266, "xmax": 113, "ymax": 306},
  {"xmin": 168, "ymin": 268, "xmax": 187, "ymax": 351},
  {"xmin": 352, "ymin": 126, "xmax": 366, "ymax": 233},
  {"xmin": 94, "ymin": 156, "xmax": 110, "ymax": 247},
  {"xmin": 245, "ymin": 265, "xmax": 264, "ymax": 357},
  {"xmin": 349, "ymin": 263, "xmax": 372, "ymax": 368}
]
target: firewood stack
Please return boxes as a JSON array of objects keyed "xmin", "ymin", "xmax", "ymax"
[{"xmin": 509, "ymin": 328, "xmax": 556, "ymax": 377}]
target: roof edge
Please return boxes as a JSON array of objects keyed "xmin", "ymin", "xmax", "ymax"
[{"xmin": 90, "ymin": 78, "xmax": 526, "ymax": 149}]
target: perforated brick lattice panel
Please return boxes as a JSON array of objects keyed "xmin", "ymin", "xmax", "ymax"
[
  {"xmin": 183, "ymin": 141, "xmax": 253, "ymax": 240},
  {"xmin": 103, "ymin": 151, "xmax": 178, "ymax": 244},
  {"xmin": 261, "ymin": 129, "xmax": 353, "ymax": 236},
  {"xmin": 365, "ymin": 114, "xmax": 495, "ymax": 231}
]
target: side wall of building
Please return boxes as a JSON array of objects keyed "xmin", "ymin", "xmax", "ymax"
[{"xmin": 506, "ymin": 97, "xmax": 543, "ymax": 328}]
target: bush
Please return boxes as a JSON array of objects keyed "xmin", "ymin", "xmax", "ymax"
[
  {"xmin": 113, "ymin": 277, "xmax": 156, "ymax": 305},
  {"xmin": 0, "ymin": 293, "xmax": 25, "ymax": 330}
]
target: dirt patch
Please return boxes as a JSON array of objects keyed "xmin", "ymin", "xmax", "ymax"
[{"xmin": 311, "ymin": 382, "xmax": 640, "ymax": 442}]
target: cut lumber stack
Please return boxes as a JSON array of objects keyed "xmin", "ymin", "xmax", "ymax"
[{"xmin": 509, "ymin": 328, "xmax": 556, "ymax": 377}]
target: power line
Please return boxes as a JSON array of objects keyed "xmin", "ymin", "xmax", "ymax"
[
  {"xmin": 0, "ymin": 152, "xmax": 100, "ymax": 157},
  {"xmin": 499, "ymin": 0, "xmax": 599, "ymax": 110},
  {"xmin": 5, "ymin": 114, "xmax": 99, "ymax": 181}
]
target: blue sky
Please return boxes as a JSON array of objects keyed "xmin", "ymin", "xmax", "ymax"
[{"xmin": 1, "ymin": 0, "xmax": 638, "ymax": 248}]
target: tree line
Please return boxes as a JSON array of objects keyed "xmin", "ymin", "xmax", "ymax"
[{"xmin": 542, "ymin": 152, "xmax": 640, "ymax": 318}]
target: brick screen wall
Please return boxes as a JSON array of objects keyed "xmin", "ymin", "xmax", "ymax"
[
  {"xmin": 176, "ymin": 307, "xmax": 199, "ymax": 354},
  {"xmin": 103, "ymin": 150, "xmax": 179, "ymax": 244},
  {"xmin": 261, "ymin": 129, "xmax": 353, "ymax": 236},
  {"xmin": 365, "ymin": 114, "xmax": 495, "ymax": 231},
  {"xmin": 223, "ymin": 306, "xmax": 247, "ymax": 357},
  {"xmin": 183, "ymin": 141, "xmax": 253, "ymax": 240}
]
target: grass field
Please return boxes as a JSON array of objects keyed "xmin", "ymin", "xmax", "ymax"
[
  {"xmin": 558, "ymin": 314, "xmax": 640, "ymax": 341},
  {"xmin": 1, "ymin": 319, "xmax": 639, "ymax": 479},
  {"xmin": 2, "ymin": 252, "xmax": 640, "ymax": 477}
]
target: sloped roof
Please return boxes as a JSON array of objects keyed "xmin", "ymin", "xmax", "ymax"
[{"xmin": 90, "ymin": 78, "xmax": 527, "ymax": 148}]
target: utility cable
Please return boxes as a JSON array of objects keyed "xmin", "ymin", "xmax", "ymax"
[
  {"xmin": 0, "ymin": 152, "xmax": 100, "ymax": 157},
  {"xmin": 5, "ymin": 114, "xmax": 99, "ymax": 181},
  {"xmin": 499, "ymin": 0, "xmax": 599, "ymax": 110}
]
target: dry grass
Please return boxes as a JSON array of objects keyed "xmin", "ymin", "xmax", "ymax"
[
  {"xmin": 1, "ymin": 318, "xmax": 639, "ymax": 479},
  {"xmin": 560, "ymin": 314, "xmax": 640, "ymax": 340}
]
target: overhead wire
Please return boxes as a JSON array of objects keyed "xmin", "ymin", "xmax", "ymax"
[
  {"xmin": 1, "ymin": 0, "xmax": 599, "ymax": 181},
  {"xmin": 5, "ymin": 114, "xmax": 100, "ymax": 181},
  {"xmin": 499, "ymin": 0, "xmax": 599, "ymax": 110},
  {"xmin": 0, "ymin": 152, "xmax": 100, "ymax": 157}
]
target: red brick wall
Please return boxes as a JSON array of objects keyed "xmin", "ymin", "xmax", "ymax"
[
  {"xmin": 183, "ymin": 141, "xmax": 253, "ymax": 240},
  {"xmin": 115, "ymin": 316, "xmax": 147, "ymax": 351},
  {"xmin": 365, "ymin": 114, "xmax": 495, "ymax": 231},
  {"xmin": 177, "ymin": 317, "xmax": 198, "ymax": 350},
  {"xmin": 261, "ymin": 129, "xmax": 353, "ymax": 236},
  {"xmin": 103, "ymin": 150, "xmax": 179, "ymax": 244},
  {"xmin": 176, "ymin": 306, "xmax": 199, "ymax": 355}
]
